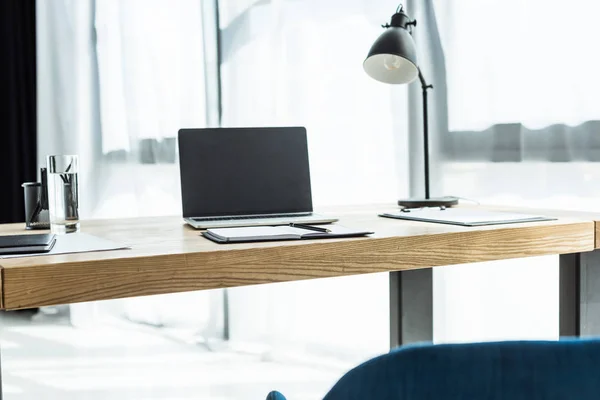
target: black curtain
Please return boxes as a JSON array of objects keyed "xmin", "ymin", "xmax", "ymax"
[{"xmin": 0, "ymin": 0, "xmax": 37, "ymax": 224}]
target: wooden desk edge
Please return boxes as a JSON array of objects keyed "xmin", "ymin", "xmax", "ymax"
[
  {"xmin": 0, "ymin": 220, "xmax": 594, "ymax": 310},
  {"xmin": 478, "ymin": 204, "xmax": 600, "ymax": 249}
]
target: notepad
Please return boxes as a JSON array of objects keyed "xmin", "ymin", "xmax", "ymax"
[
  {"xmin": 0, "ymin": 233, "xmax": 56, "ymax": 255},
  {"xmin": 380, "ymin": 208, "xmax": 556, "ymax": 227},
  {"xmin": 203, "ymin": 225, "xmax": 373, "ymax": 243}
]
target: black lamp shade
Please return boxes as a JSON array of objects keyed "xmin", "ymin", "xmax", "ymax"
[{"xmin": 364, "ymin": 27, "xmax": 418, "ymax": 84}]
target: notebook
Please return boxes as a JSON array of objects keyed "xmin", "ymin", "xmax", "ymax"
[
  {"xmin": 203, "ymin": 225, "xmax": 373, "ymax": 244},
  {"xmin": 380, "ymin": 208, "xmax": 556, "ymax": 227},
  {"xmin": 0, "ymin": 233, "xmax": 57, "ymax": 255}
]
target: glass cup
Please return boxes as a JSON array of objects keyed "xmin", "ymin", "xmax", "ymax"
[{"xmin": 47, "ymin": 155, "xmax": 79, "ymax": 234}]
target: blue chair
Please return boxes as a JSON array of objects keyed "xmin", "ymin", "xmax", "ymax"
[{"xmin": 266, "ymin": 339, "xmax": 600, "ymax": 399}]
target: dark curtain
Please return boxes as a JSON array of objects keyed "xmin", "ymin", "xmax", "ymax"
[{"xmin": 0, "ymin": 0, "xmax": 37, "ymax": 223}]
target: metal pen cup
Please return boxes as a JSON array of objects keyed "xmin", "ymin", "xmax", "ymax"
[{"xmin": 22, "ymin": 182, "xmax": 50, "ymax": 230}]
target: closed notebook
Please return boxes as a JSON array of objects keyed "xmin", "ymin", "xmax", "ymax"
[
  {"xmin": 380, "ymin": 208, "xmax": 555, "ymax": 227},
  {"xmin": 203, "ymin": 225, "xmax": 373, "ymax": 244},
  {"xmin": 0, "ymin": 234, "xmax": 57, "ymax": 255}
]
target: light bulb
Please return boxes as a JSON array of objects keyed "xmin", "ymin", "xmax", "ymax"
[{"xmin": 383, "ymin": 55, "xmax": 402, "ymax": 71}]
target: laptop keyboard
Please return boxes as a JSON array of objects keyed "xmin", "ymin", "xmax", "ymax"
[{"xmin": 193, "ymin": 213, "xmax": 312, "ymax": 222}]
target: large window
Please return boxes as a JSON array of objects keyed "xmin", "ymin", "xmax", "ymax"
[{"xmin": 38, "ymin": 0, "xmax": 598, "ymax": 372}]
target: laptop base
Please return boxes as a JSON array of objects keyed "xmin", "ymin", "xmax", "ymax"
[{"xmin": 185, "ymin": 214, "xmax": 338, "ymax": 230}]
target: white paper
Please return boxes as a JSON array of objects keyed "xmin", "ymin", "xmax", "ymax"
[
  {"xmin": 207, "ymin": 226, "xmax": 293, "ymax": 240},
  {"xmin": 0, "ymin": 232, "xmax": 129, "ymax": 258}
]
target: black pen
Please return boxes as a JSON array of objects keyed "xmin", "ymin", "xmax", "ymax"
[{"xmin": 289, "ymin": 223, "xmax": 331, "ymax": 233}]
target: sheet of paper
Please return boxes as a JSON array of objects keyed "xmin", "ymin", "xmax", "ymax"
[
  {"xmin": 0, "ymin": 232, "xmax": 129, "ymax": 258},
  {"xmin": 207, "ymin": 226, "xmax": 292, "ymax": 239}
]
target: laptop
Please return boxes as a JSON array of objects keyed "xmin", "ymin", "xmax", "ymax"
[{"xmin": 178, "ymin": 127, "xmax": 338, "ymax": 229}]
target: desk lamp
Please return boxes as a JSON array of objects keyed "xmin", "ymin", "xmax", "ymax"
[{"xmin": 364, "ymin": 5, "xmax": 458, "ymax": 208}]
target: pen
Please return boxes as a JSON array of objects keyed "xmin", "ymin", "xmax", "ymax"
[{"xmin": 289, "ymin": 223, "xmax": 331, "ymax": 233}]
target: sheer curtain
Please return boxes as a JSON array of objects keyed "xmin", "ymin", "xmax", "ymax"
[
  {"xmin": 92, "ymin": 0, "xmax": 206, "ymax": 220},
  {"xmin": 429, "ymin": 0, "xmax": 600, "ymax": 209},
  {"xmin": 410, "ymin": 0, "xmax": 600, "ymax": 342},
  {"xmin": 37, "ymin": 0, "xmax": 221, "ymax": 337},
  {"xmin": 219, "ymin": 0, "xmax": 409, "ymax": 360},
  {"xmin": 95, "ymin": 0, "xmax": 207, "ymax": 155},
  {"xmin": 435, "ymin": 0, "xmax": 600, "ymax": 132}
]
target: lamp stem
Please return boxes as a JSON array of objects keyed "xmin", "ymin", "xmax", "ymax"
[{"xmin": 417, "ymin": 68, "xmax": 433, "ymax": 199}]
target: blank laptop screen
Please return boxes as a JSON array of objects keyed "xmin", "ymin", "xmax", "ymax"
[{"xmin": 178, "ymin": 127, "xmax": 313, "ymax": 218}]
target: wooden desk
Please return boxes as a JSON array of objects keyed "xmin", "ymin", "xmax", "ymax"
[
  {"xmin": 0, "ymin": 205, "xmax": 596, "ymax": 341},
  {"xmin": 0, "ymin": 206, "xmax": 592, "ymax": 311},
  {"xmin": 0, "ymin": 205, "xmax": 598, "ymax": 396}
]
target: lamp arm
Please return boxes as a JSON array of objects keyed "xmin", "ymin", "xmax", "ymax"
[
  {"xmin": 417, "ymin": 67, "xmax": 433, "ymax": 199},
  {"xmin": 417, "ymin": 68, "xmax": 432, "ymax": 92}
]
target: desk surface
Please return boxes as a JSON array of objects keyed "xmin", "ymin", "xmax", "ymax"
[{"xmin": 0, "ymin": 205, "xmax": 594, "ymax": 310}]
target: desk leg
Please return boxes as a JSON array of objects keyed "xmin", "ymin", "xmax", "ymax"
[
  {"xmin": 390, "ymin": 269, "xmax": 433, "ymax": 348},
  {"xmin": 0, "ymin": 341, "xmax": 3, "ymax": 400},
  {"xmin": 560, "ymin": 250, "xmax": 600, "ymax": 337}
]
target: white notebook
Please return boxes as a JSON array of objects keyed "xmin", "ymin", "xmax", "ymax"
[
  {"xmin": 380, "ymin": 208, "xmax": 555, "ymax": 227},
  {"xmin": 203, "ymin": 225, "xmax": 373, "ymax": 243}
]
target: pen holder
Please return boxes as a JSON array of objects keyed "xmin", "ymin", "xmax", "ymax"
[{"xmin": 22, "ymin": 182, "xmax": 50, "ymax": 230}]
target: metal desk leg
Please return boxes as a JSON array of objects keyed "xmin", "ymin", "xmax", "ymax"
[
  {"xmin": 390, "ymin": 252, "xmax": 600, "ymax": 347},
  {"xmin": 390, "ymin": 269, "xmax": 433, "ymax": 348},
  {"xmin": 560, "ymin": 250, "xmax": 600, "ymax": 337},
  {"xmin": 1, "ymin": 340, "xmax": 3, "ymax": 400}
]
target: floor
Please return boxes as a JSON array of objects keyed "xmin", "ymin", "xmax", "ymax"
[{"xmin": 0, "ymin": 310, "xmax": 345, "ymax": 400}]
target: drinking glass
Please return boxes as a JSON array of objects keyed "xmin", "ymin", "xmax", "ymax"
[{"xmin": 47, "ymin": 155, "xmax": 79, "ymax": 234}]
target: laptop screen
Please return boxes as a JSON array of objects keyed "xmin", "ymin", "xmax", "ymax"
[{"xmin": 178, "ymin": 127, "xmax": 314, "ymax": 218}]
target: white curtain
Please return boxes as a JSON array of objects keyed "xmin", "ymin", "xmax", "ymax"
[
  {"xmin": 434, "ymin": 0, "xmax": 600, "ymax": 132},
  {"xmin": 418, "ymin": 0, "xmax": 600, "ymax": 343},
  {"xmin": 37, "ymin": 0, "xmax": 219, "ymax": 337},
  {"xmin": 219, "ymin": 0, "xmax": 409, "ymax": 360},
  {"xmin": 95, "ymin": 0, "xmax": 207, "ymax": 154}
]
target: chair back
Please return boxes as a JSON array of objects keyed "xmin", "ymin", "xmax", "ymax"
[{"xmin": 322, "ymin": 340, "xmax": 600, "ymax": 400}]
